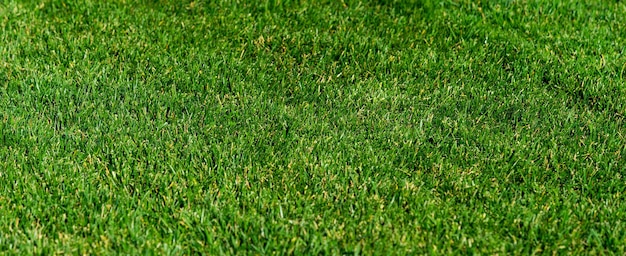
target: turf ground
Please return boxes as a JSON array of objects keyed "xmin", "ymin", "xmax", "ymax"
[{"xmin": 1, "ymin": 0, "xmax": 626, "ymax": 254}]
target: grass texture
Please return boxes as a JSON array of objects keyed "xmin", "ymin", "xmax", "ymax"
[{"xmin": 1, "ymin": 0, "xmax": 626, "ymax": 254}]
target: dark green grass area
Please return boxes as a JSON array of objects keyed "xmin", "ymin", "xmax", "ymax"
[{"xmin": 1, "ymin": 0, "xmax": 626, "ymax": 254}]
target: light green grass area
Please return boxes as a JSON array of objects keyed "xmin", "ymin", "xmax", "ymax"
[{"xmin": 1, "ymin": 0, "xmax": 626, "ymax": 254}]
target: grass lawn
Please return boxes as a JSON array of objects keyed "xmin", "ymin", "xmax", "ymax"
[{"xmin": 1, "ymin": 0, "xmax": 626, "ymax": 254}]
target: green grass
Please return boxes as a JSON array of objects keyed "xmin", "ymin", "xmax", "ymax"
[{"xmin": 1, "ymin": 0, "xmax": 626, "ymax": 254}]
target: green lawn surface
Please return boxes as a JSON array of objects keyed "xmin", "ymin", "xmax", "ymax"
[{"xmin": 1, "ymin": 0, "xmax": 626, "ymax": 254}]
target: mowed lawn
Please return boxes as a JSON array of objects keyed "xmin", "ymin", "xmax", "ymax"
[{"xmin": 1, "ymin": 0, "xmax": 626, "ymax": 254}]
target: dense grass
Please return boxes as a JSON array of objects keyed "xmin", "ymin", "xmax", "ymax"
[{"xmin": 1, "ymin": 0, "xmax": 626, "ymax": 254}]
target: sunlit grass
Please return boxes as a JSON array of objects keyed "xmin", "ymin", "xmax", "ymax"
[{"xmin": 1, "ymin": 0, "xmax": 625, "ymax": 254}]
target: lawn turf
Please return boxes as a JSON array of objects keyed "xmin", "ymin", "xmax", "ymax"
[{"xmin": 1, "ymin": 0, "xmax": 626, "ymax": 254}]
